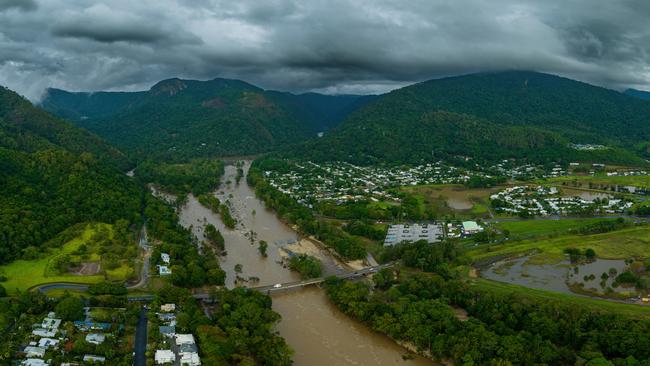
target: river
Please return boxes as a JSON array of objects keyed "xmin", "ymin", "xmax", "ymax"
[{"xmin": 173, "ymin": 161, "xmax": 435, "ymax": 366}]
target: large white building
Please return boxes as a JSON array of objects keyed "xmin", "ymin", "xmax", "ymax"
[{"xmin": 384, "ymin": 223, "xmax": 444, "ymax": 246}]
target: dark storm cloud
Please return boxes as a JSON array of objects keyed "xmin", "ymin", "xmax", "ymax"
[
  {"xmin": 0, "ymin": 0, "xmax": 649, "ymax": 101},
  {"xmin": 0, "ymin": 0, "xmax": 37, "ymax": 12}
]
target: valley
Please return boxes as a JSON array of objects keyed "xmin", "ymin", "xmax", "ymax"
[{"xmin": 4, "ymin": 70, "xmax": 650, "ymax": 366}]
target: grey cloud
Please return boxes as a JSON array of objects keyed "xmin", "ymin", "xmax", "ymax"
[
  {"xmin": 0, "ymin": 0, "xmax": 649, "ymax": 101},
  {"xmin": 0, "ymin": 0, "xmax": 37, "ymax": 12}
]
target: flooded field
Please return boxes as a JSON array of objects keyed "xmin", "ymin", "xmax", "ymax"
[
  {"xmin": 561, "ymin": 188, "xmax": 613, "ymax": 201},
  {"xmin": 408, "ymin": 185, "xmax": 496, "ymax": 211},
  {"xmin": 171, "ymin": 161, "xmax": 436, "ymax": 365},
  {"xmin": 482, "ymin": 255, "xmax": 631, "ymax": 297}
]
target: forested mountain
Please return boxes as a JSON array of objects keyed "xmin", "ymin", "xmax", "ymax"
[
  {"xmin": 0, "ymin": 86, "xmax": 142, "ymax": 264},
  {"xmin": 290, "ymin": 71, "xmax": 650, "ymax": 165},
  {"xmin": 625, "ymin": 88, "xmax": 650, "ymax": 100},
  {"xmin": 41, "ymin": 78, "xmax": 371, "ymax": 161}
]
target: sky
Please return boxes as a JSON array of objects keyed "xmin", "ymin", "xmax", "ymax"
[{"xmin": 1, "ymin": 0, "xmax": 650, "ymax": 101}]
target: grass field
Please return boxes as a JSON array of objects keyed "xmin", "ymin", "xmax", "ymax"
[
  {"xmin": 403, "ymin": 184, "xmax": 497, "ymax": 218},
  {"xmin": 469, "ymin": 225, "xmax": 650, "ymax": 264},
  {"xmin": 0, "ymin": 223, "xmax": 123, "ymax": 294},
  {"xmin": 545, "ymin": 174, "xmax": 650, "ymax": 189},
  {"xmin": 491, "ymin": 218, "xmax": 618, "ymax": 238},
  {"xmin": 471, "ymin": 278, "xmax": 650, "ymax": 320}
]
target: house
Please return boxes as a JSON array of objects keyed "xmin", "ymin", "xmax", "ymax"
[
  {"xmin": 159, "ymin": 265, "xmax": 172, "ymax": 276},
  {"xmin": 73, "ymin": 321, "xmax": 111, "ymax": 331},
  {"xmin": 22, "ymin": 359, "xmax": 48, "ymax": 366},
  {"xmin": 23, "ymin": 346, "xmax": 46, "ymax": 358},
  {"xmin": 83, "ymin": 355, "xmax": 106, "ymax": 363},
  {"xmin": 85, "ymin": 333, "xmax": 106, "ymax": 345},
  {"xmin": 158, "ymin": 313, "xmax": 176, "ymax": 322},
  {"xmin": 161, "ymin": 253, "xmax": 171, "ymax": 264},
  {"xmin": 176, "ymin": 334, "xmax": 196, "ymax": 346},
  {"xmin": 160, "ymin": 303, "xmax": 176, "ymax": 312},
  {"xmin": 462, "ymin": 221, "xmax": 482, "ymax": 235},
  {"xmin": 180, "ymin": 352, "xmax": 201, "ymax": 366},
  {"xmin": 41, "ymin": 317, "xmax": 61, "ymax": 330},
  {"xmin": 31, "ymin": 328, "xmax": 56, "ymax": 337},
  {"xmin": 38, "ymin": 337, "xmax": 59, "ymax": 348},
  {"xmin": 155, "ymin": 349, "xmax": 176, "ymax": 364},
  {"xmin": 159, "ymin": 325, "xmax": 176, "ymax": 337}
]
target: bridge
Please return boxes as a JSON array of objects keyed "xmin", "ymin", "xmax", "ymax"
[
  {"xmin": 36, "ymin": 263, "xmax": 394, "ymax": 302},
  {"xmin": 249, "ymin": 263, "xmax": 393, "ymax": 294}
]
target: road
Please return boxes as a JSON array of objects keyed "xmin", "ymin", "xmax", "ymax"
[
  {"xmin": 134, "ymin": 308, "xmax": 148, "ymax": 366},
  {"xmin": 127, "ymin": 225, "xmax": 152, "ymax": 290}
]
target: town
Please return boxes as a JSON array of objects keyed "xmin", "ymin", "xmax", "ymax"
[
  {"xmin": 490, "ymin": 185, "xmax": 634, "ymax": 216},
  {"xmin": 263, "ymin": 160, "xmax": 571, "ymax": 206}
]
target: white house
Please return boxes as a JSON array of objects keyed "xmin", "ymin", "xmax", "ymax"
[
  {"xmin": 83, "ymin": 355, "xmax": 106, "ymax": 363},
  {"xmin": 180, "ymin": 352, "xmax": 201, "ymax": 366},
  {"xmin": 23, "ymin": 346, "xmax": 46, "ymax": 358},
  {"xmin": 155, "ymin": 350, "xmax": 176, "ymax": 365},
  {"xmin": 85, "ymin": 333, "xmax": 106, "ymax": 345},
  {"xmin": 161, "ymin": 253, "xmax": 171, "ymax": 264},
  {"xmin": 22, "ymin": 359, "xmax": 47, "ymax": 366},
  {"xmin": 160, "ymin": 303, "xmax": 176, "ymax": 312},
  {"xmin": 38, "ymin": 337, "xmax": 59, "ymax": 348}
]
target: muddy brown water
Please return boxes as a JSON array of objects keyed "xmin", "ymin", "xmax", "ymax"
[
  {"xmin": 482, "ymin": 255, "xmax": 629, "ymax": 296},
  {"xmin": 170, "ymin": 161, "xmax": 435, "ymax": 366}
]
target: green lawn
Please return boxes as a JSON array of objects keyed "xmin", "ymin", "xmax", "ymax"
[
  {"xmin": 492, "ymin": 218, "xmax": 617, "ymax": 238},
  {"xmin": 0, "ymin": 224, "xmax": 106, "ymax": 294},
  {"xmin": 469, "ymin": 225, "xmax": 650, "ymax": 264},
  {"xmin": 472, "ymin": 278, "xmax": 650, "ymax": 320},
  {"xmin": 544, "ymin": 174, "xmax": 650, "ymax": 189}
]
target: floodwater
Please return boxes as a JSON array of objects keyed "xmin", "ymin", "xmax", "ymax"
[
  {"xmin": 174, "ymin": 161, "xmax": 435, "ymax": 366},
  {"xmin": 561, "ymin": 188, "xmax": 612, "ymax": 202},
  {"xmin": 482, "ymin": 255, "xmax": 629, "ymax": 296}
]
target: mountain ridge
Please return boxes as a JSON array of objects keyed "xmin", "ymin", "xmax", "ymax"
[
  {"xmin": 287, "ymin": 70, "xmax": 650, "ymax": 165},
  {"xmin": 41, "ymin": 77, "xmax": 374, "ymax": 161}
]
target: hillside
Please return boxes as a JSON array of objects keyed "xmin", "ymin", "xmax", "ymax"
[
  {"xmin": 625, "ymin": 88, "xmax": 650, "ymax": 100},
  {"xmin": 41, "ymin": 78, "xmax": 371, "ymax": 161},
  {"xmin": 291, "ymin": 71, "xmax": 650, "ymax": 165},
  {"xmin": 0, "ymin": 86, "xmax": 142, "ymax": 264}
]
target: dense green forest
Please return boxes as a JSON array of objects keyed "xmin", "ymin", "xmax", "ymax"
[
  {"xmin": 326, "ymin": 240, "xmax": 650, "ymax": 365},
  {"xmin": 135, "ymin": 158, "xmax": 224, "ymax": 195},
  {"xmin": 41, "ymin": 78, "xmax": 371, "ymax": 161},
  {"xmin": 289, "ymin": 71, "xmax": 650, "ymax": 165},
  {"xmin": 0, "ymin": 87, "xmax": 142, "ymax": 264}
]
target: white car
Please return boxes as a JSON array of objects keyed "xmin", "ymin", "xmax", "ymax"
[{"xmin": 273, "ymin": 283, "xmax": 282, "ymax": 288}]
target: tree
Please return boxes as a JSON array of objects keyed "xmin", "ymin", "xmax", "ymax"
[
  {"xmin": 258, "ymin": 240, "xmax": 268, "ymax": 257},
  {"xmin": 55, "ymin": 295, "xmax": 85, "ymax": 321},
  {"xmin": 373, "ymin": 268, "xmax": 394, "ymax": 290},
  {"xmin": 585, "ymin": 248, "xmax": 597, "ymax": 260},
  {"xmin": 0, "ymin": 284, "xmax": 6, "ymax": 298}
]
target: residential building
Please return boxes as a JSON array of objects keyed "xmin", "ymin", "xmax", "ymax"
[
  {"xmin": 155, "ymin": 350, "xmax": 176, "ymax": 365},
  {"xmin": 83, "ymin": 355, "xmax": 106, "ymax": 363},
  {"xmin": 85, "ymin": 333, "xmax": 106, "ymax": 345},
  {"xmin": 23, "ymin": 346, "xmax": 45, "ymax": 358}
]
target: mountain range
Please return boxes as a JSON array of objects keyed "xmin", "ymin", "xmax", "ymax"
[
  {"xmin": 42, "ymin": 71, "xmax": 650, "ymax": 166},
  {"xmin": 41, "ymin": 79, "xmax": 374, "ymax": 161},
  {"xmin": 290, "ymin": 71, "xmax": 650, "ymax": 165}
]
